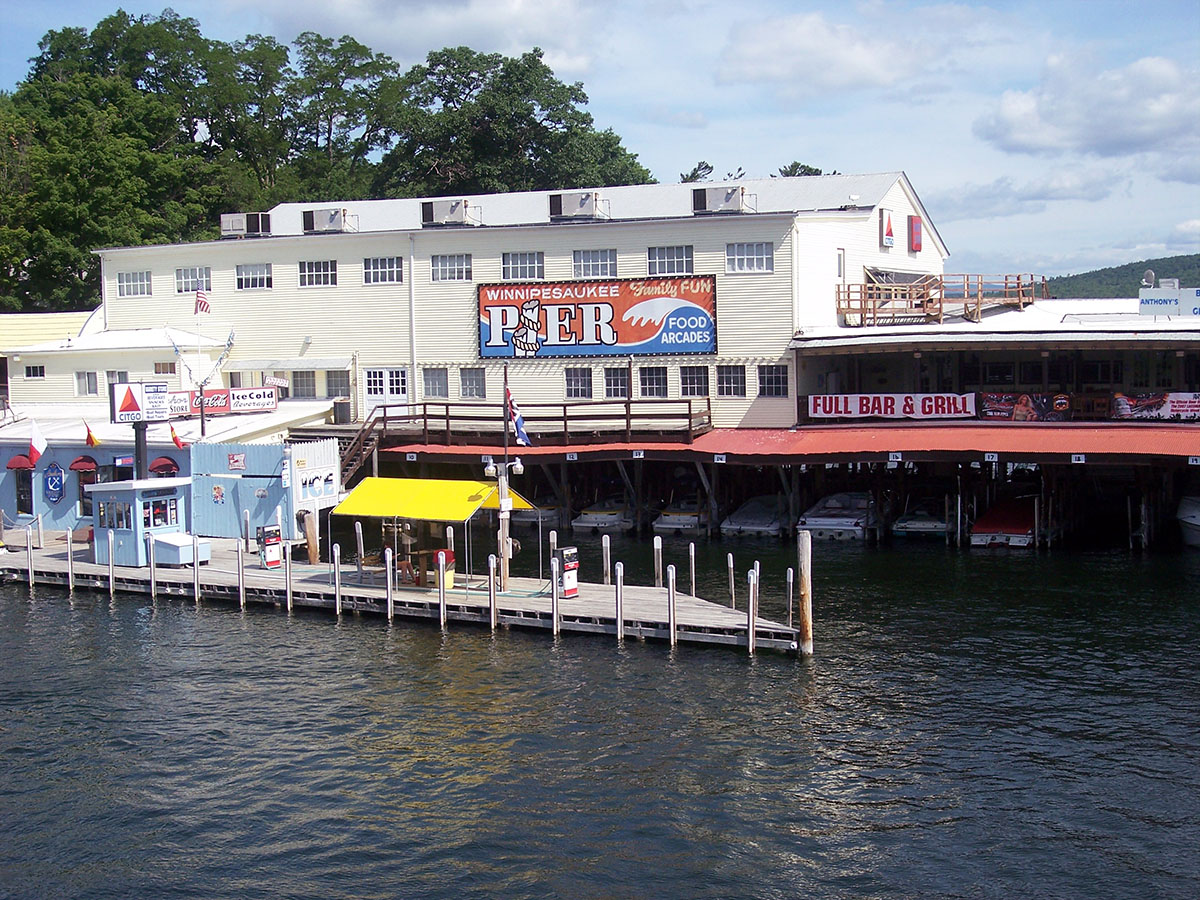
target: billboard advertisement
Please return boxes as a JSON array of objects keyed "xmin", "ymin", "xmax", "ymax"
[
  {"xmin": 479, "ymin": 275, "xmax": 716, "ymax": 358},
  {"xmin": 979, "ymin": 392, "xmax": 1072, "ymax": 421},
  {"xmin": 169, "ymin": 386, "xmax": 278, "ymax": 417},
  {"xmin": 1111, "ymin": 392, "xmax": 1200, "ymax": 420}
]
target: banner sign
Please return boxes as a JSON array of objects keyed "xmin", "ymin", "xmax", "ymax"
[
  {"xmin": 478, "ymin": 275, "xmax": 716, "ymax": 358},
  {"xmin": 169, "ymin": 386, "xmax": 278, "ymax": 418},
  {"xmin": 1111, "ymin": 392, "xmax": 1200, "ymax": 420},
  {"xmin": 808, "ymin": 393, "xmax": 976, "ymax": 419},
  {"xmin": 979, "ymin": 392, "xmax": 1072, "ymax": 421}
]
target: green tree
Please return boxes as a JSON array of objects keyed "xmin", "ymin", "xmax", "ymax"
[
  {"xmin": 775, "ymin": 161, "xmax": 836, "ymax": 177},
  {"xmin": 373, "ymin": 47, "xmax": 649, "ymax": 197},
  {"xmin": 680, "ymin": 160, "xmax": 713, "ymax": 183}
]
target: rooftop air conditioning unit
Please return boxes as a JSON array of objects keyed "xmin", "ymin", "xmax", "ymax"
[
  {"xmin": 303, "ymin": 208, "xmax": 345, "ymax": 233},
  {"xmin": 220, "ymin": 211, "xmax": 271, "ymax": 238},
  {"xmin": 693, "ymin": 186, "xmax": 744, "ymax": 214},
  {"xmin": 550, "ymin": 191, "xmax": 603, "ymax": 220},
  {"xmin": 421, "ymin": 199, "xmax": 474, "ymax": 226}
]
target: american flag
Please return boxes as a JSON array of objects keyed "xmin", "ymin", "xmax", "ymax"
[{"xmin": 194, "ymin": 289, "xmax": 211, "ymax": 315}]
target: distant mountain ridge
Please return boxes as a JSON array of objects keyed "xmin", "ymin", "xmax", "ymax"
[{"xmin": 1046, "ymin": 254, "xmax": 1200, "ymax": 298}]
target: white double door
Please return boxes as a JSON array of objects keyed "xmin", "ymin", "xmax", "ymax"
[{"xmin": 364, "ymin": 367, "xmax": 408, "ymax": 411}]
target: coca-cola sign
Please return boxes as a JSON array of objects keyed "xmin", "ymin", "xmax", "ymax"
[{"xmin": 169, "ymin": 386, "xmax": 278, "ymax": 417}]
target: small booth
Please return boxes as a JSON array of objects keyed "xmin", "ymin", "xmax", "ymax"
[{"xmin": 86, "ymin": 476, "xmax": 211, "ymax": 567}]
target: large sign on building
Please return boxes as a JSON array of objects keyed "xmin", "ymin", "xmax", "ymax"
[
  {"xmin": 478, "ymin": 275, "xmax": 717, "ymax": 358},
  {"xmin": 808, "ymin": 393, "xmax": 976, "ymax": 419},
  {"xmin": 110, "ymin": 381, "xmax": 172, "ymax": 424},
  {"xmin": 168, "ymin": 386, "xmax": 278, "ymax": 417}
]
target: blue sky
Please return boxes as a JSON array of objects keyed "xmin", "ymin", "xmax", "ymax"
[{"xmin": 3, "ymin": 0, "xmax": 1198, "ymax": 278}]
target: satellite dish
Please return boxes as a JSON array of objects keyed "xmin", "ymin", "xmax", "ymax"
[{"xmin": 1141, "ymin": 269, "xmax": 1156, "ymax": 288}]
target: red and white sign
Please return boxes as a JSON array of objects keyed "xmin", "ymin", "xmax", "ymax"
[
  {"xmin": 169, "ymin": 386, "xmax": 278, "ymax": 418},
  {"xmin": 1111, "ymin": 392, "xmax": 1200, "ymax": 420},
  {"xmin": 809, "ymin": 393, "xmax": 976, "ymax": 419},
  {"xmin": 879, "ymin": 209, "xmax": 894, "ymax": 248}
]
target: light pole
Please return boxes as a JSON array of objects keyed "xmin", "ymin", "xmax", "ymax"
[{"xmin": 485, "ymin": 455, "xmax": 523, "ymax": 591}]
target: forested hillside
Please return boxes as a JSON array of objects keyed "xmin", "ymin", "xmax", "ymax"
[{"xmin": 1046, "ymin": 255, "xmax": 1200, "ymax": 298}]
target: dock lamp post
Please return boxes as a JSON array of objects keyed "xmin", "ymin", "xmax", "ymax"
[{"xmin": 485, "ymin": 455, "xmax": 523, "ymax": 591}]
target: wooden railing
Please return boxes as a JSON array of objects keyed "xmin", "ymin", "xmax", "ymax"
[{"xmin": 837, "ymin": 274, "xmax": 1049, "ymax": 326}]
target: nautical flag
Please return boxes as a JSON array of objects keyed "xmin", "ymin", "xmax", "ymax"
[
  {"xmin": 506, "ymin": 386, "xmax": 532, "ymax": 446},
  {"xmin": 170, "ymin": 423, "xmax": 188, "ymax": 449},
  {"xmin": 28, "ymin": 419, "xmax": 47, "ymax": 464},
  {"xmin": 194, "ymin": 289, "xmax": 211, "ymax": 315},
  {"xmin": 84, "ymin": 420, "xmax": 101, "ymax": 448}
]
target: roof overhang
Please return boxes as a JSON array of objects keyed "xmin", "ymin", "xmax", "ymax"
[
  {"xmin": 224, "ymin": 357, "xmax": 352, "ymax": 372},
  {"xmin": 333, "ymin": 477, "xmax": 534, "ymax": 522}
]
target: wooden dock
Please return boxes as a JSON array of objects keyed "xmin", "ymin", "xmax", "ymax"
[{"xmin": 0, "ymin": 535, "xmax": 800, "ymax": 654}]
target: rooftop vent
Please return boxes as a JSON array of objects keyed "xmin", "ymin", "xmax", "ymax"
[
  {"xmin": 549, "ymin": 191, "xmax": 609, "ymax": 221},
  {"xmin": 220, "ymin": 212, "xmax": 271, "ymax": 239},
  {"xmin": 421, "ymin": 199, "xmax": 478, "ymax": 227},
  {"xmin": 693, "ymin": 186, "xmax": 745, "ymax": 215}
]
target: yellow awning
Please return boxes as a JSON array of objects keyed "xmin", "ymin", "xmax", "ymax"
[{"xmin": 332, "ymin": 477, "xmax": 534, "ymax": 522}]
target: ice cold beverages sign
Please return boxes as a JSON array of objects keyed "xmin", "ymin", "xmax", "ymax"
[{"xmin": 809, "ymin": 393, "xmax": 977, "ymax": 419}]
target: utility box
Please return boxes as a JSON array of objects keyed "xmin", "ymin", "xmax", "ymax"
[
  {"xmin": 333, "ymin": 398, "xmax": 351, "ymax": 424},
  {"xmin": 554, "ymin": 545, "xmax": 579, "ymax": 598},
  {"xmin": 257, "ymin": 523, "xmax": 283, "ymax": 569}
]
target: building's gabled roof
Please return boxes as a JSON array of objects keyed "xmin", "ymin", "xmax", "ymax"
[{"xmin": 6, "ymin": 327, "xmax": 224, "ymax": 356}]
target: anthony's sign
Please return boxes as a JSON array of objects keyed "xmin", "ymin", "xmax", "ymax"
[{"xmin": 479, "ymin": 275, "xmax": 716, "ymax": 358}]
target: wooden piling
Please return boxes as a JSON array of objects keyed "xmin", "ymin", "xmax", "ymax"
[
  {"xmin": 333, "ymin": 543, "xmax": 342, "ymax": 615},
  {"xmin": 384, "ymin": 547, "xmax": 394, "ymax": 621},
  {"xmin": 614, "ymin": 561, "xmax": 624, "ymax": 642},
  {"xmin": 488, "ymin": 554, "xmax": 497, "ymax": 630},
  {"xmin": 797, "ymin": 529, "xmax": 813, "ymax": 656},
  {"xmin": 602, "ymin": 534, "xmax": 611, "ymax": 585},
  {"xmin": 667, "ymin": 564, "xmax": 677, "ymax": 647},
  {"xmin": 66, "ymin": 525, "xmax": 74, "ymax": 592},
  {"xmin": 237, "ymin": 540, "xmax": 246, "ymax": 608},
  {"xmin": 26, "ymin": 526, "xmax": 34, "ymax": 589},
  {"xmin": 437, "ymin": 551, "xmax": 447, "ymax": 629},
  {"xmin": 727, "ymin": 552, "xmax": 735, "ymax": 608},
  {"xmin": 285, "ymin": 543, "xmax": 293, "ymax": 613},
  {"xmin": 192, "ymin": 534, "xmax": 200, "ymax": 603},
  {"xmin": 786, "ymin": 566, "xmax": 794, "ymax": 629},
  {"xmin": 746, "ymin": 570, "xmax": 757, "ymax": 654},
  {"xmin": 148, "ymin": 535, "xmax": 157, "ymax": 600},
  {"xmin": 551, "ymin": 556, "xmax": 561, "ymax": 636},
  {"xmin": 107, "ymin": 529, "xmax": 114, "ymax": 597}
]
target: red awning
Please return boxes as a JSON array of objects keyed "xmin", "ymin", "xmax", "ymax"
[
  {"xmin": 69, "ymin": 455, "xmax": 98, "ymax": 471},
  {"xmin": 6, "ymin": 454, "xmax": 34, "ymax": 470},
  {"xmin": 149, "ymin": 456, "xmax": 180, "ymax": 474}
]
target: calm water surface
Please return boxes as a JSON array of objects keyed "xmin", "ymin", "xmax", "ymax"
[{"xmin": 2, "ymin": 538, "xmax": 1198, "ymax": 899}]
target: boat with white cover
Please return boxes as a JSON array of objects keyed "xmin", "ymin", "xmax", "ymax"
[
  {"xmin": 570, "ymin": 496, "xmax": 635, "ymax": 533},
  {"xmin": 796, "ymin": 492, "xmax": 877, "ymax": 541},
  {"xmin": 719, "ymin": 495, "xmax": 784, "ymax": 537}
]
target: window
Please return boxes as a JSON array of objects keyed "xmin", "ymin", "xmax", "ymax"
[
  {"xmin": 78, "ymin": 468, "xmax": 96, "ymax": 517},
  {"xmin": 15, "ymin": 470, "xmax": 33, "ymax": 515},
  {"xmin": 681, "ymin": 366, "xmax": 709, "ymax": 397},
  {"xmin": 299, "ymin": 260, "xmax": 337, "ymax": 287},
  {"xmin": 640, "ymin": 366, "xmax": 668, "ymax": 398},
  {"xmin": 574, "ymin": 249, "xmax": 618, "ymax": 279},
  {"xmin": 604, "ymin": 367, "xmax": 629, "ymax": 399},
  {"xmin": 726, "ymin": 242, "xmax": 774, "ymax": 273},
  {"xmin": 75, "ymin": 371, "xmax": 98, "ymax": 396},
  {"xmin": 423, "ymin": 368, "xmax": 449, "ymax": 399},
  {"xmin": 106, "ymin": 370, "xmax": 129, "ymax": 386},
  {"xmin": 292, "ymin": 370, "xmax": 316, "ymax": 398},
  {"xmin": 117, "ymin": 271, "xmax": 152, "ymax": 297},
  {"xmin": 502, "ymin": 251, "xmax": 544, "ymax": 280},
  {"xmin": 460, "ymin": 367, "xmax": 486, "ymax": 399},
  {"xmin": 1019, "ymin": 361, "xmax": 1043, "ymax": 386},
  {"xmin": 363, "ymin": 257, "xmax": 402, "ymax": 284},
  {"xmin": 228, "ymin": 372, "xmax": 243, "ymax": 389},
  {"xmin": 431, "ymin": 254, "xmax": 472, "ymax": 282},
  {"xmin": 983, "ymin": 361, "xmax": 1014, "ymax": 386},
  {"xmin": 175, "ymin": 266, "xmax": 211, "ymax": 293},
  {"xmin": 648, "ymin": 245, "xmax": 693, "ymax": 275},
  {"xmin": 236, "ymin": 263, "xmax": 272, "ymax": 290},
  {"xmin": 565, "ymin": 368, "xmax": 592, "ymax": 399},
  {"xmin": 717, "ymin": 365, "xmax": 746, "ymax": 397},
  {"xmin": 154, "ymin": 362, "xmax": 176, "ymax": 375},
  {"xmin": 757, "ymin": 365, "xmax": 788, "ymax": 397},
  {"xmin": 24, "ymin": 365, "xmax": 44, "ymax": 379},
  {"xmin": 1081, "ymin": 359, "xmax": 1122, "ymax": 385},
  {"xmin": 325, "ymin": 370, "xmax": 350, "ymax": 397}
]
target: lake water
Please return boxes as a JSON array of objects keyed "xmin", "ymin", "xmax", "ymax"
[{"xmin": 2, "ymin": 537, "xmax": 1198, "ymax": 899}]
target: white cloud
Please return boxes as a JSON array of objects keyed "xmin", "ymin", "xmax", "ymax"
[
  {"xmin": 973, "ymin": 54, "xmax": 1200, "ymax": 161},
  {"xmin": 926, "ymin": 168, "xmax": 1121, "ymax": 222}
]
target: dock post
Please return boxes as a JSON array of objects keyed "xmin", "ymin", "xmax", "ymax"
[
  {"xmin": 689, "ymin": 542, "xmax": 696, "ymax": 597},
  {"xmin": 355, "ymin": 521, "xmax": 364, "ymax": 582},
  {"xmin": 614, "ymin": 562, "xmax": 624, "ymax": 642},
  {"xmin": 798, "ymin": 530, "xmax": 813, "ymax": 656},
  {"xmin": 746, "ymin": 570, "xmax": 757, "ymax": 654},
  {"xmin": 285, "ymin": 544, "xmax": 293, "ymax": 613},
  {"xmin": 727, "ymin": 552, "xmax": 735, "ymax": 608},
  {"xmin": 243, "ymin": 509, "xmax": 251, "ymax": 552},
  {"xmin": 437, "ymin": 551, "xmax": 447, "ymax": 629},
  {"xmin": 602, "ymin": 534, "xmax": 611, "ymax": 585},
  {"xmin": 237, "ymin": 540, "xmax": 246, "ymax": 609},
  {"xmin": 66, "ymin": 525, "xmax": 74, "ymax": 592},
  {"xmin": 549, "ymin": 529, "xmax": 558, "ymax": 556},
  {"xmin": 148, "ymin": 535, "xmax": 157, "ymax": 600},
  {"xmin": 107, "ymin": 529, "xmax": 115, "ymax": 597},
  {"xmin": 653, "ymin": 536, "xmax": 663, "ymax": 587},
  {"xmin": 385, "ymin": 547, "xmax": 394, "ymax": 621},
  {"xmin": 667, "ymin": 564, "xmax": 677, "ymax": 647},
  {"xmin": 26, "ymin": 525, "xmax": 34, "ymax": 589},
  {"xmin": 786, "ymin": 566, "xmax": 794, "ymax": 629},
  {"xmin": 488, "ymin": 554, "xmax": 498, "ymax": 630},
  {"xmin": 36, "ymin": 514, "xmax": 44, "ymax": 549},
  {"xmin": 445, "ymin": 524, "xmax": 454, "ymax": 553},
  {"xmin": 192, "ymin": 534, "xmax": 200, "ymax": 603},
  {"xmin": 333, "ymin": 543, "xmax": 342, "ymax": 615},
  {"xmin": 551, "ymin": 556, "xmax": 561, "ymax": 636}
]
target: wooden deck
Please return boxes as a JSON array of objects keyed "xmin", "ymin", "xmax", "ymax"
[{"xmin": 0, "ymin": 535, "xmax": 799, "ymax": 654}]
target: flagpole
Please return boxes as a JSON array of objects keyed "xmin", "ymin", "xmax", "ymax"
[
  {"xmin": 196, "ymin": 299, "xmax": 206, "ymax": 437},
  {"xmin": 499, "ymin": 364, "xmax": 511, "ymax": 590}
]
